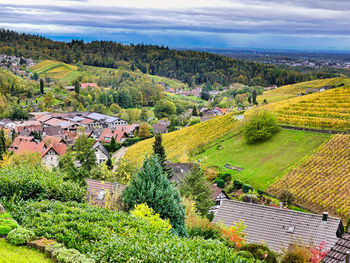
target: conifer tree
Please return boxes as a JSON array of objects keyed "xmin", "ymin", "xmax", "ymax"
[
  {"xmin": 0, "ymin": 130, "xmax": 6, "ymax": 160},
  {"xmin": 153, "ymin": 133, "xmax": 172, "ymax": 178},
  {"xmin": 40, "ymin": 79, "xmax": 44, "ymax": 94},
  {"xmin": 123, "ymin": 155, "xmax": 187, "ymax": 236},
  {"xmin": 106, "ymin": 157, "xmax": 113, "ymax": 170},
  {"xmin": 74, "ymin": 80, "xmax": 80, "ymax": 94},
  {"xmin": 179, "ymin": 164, "xmax": 214, "ymax": 216},
  {"xmin": 109, "ymin": 136, "xmax": 118, "ymax": 152}
]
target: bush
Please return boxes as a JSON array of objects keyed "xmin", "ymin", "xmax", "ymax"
[
  {"xmin": 237, "ymin": 251, "xmax": 254, "ymax": 259},
  {"xmin": 56, "ymin": 248, "xmax": 95, "ymax": 263},
  {"xmin": 0, "ymin": 213, "xmax": 18, "ymax": 236},
  {"xmin": 280, "ymin": 190, "xmax": 295, "ymax": 207},
  {"xmin": 233, "ymin": 179, "xmax": 244, "ymax": 190},
  {"xmin": 7, "ymin": 227, "xmax": 35, "ymax": 245},
  {"xmin": 215, "ymin": 179, "xmax": 226, "ymax": 189},
  {"xmin": 243, "ymin": 110, "xmax": 279, "ymax": 143},
  {"xmin": 243, "ymin": 184, "xmax": 253, "ymax": 193},
  {"xmin": 239, "ymin": 243, "xmax": 278, "ymax": 263},
  {"xmin": 122, "ymin": 137, "xmax": 143, "ymax": 147},
  {"xmin": 0, "ymin": 164, "xmax": 86, "ymax": 202},
  {"xmin": 188, "ymin": 117, "xmax": 201, "ymax": 126}
]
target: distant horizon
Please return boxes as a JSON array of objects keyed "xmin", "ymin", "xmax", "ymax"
[{"xmin": 2, "ymin": 1, "xmax": 350, "ymax": 51}]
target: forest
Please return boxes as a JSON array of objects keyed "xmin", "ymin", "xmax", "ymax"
[{"xmin": 0, "ymin": 29, "xmax": 340, "ymax": 87}]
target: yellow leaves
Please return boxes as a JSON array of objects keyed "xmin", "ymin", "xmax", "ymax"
[{"xmin": 124, "ymin": 114, "xmax": 238, "ymax": 166}]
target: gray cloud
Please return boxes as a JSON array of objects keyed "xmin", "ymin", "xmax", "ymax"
[{"xmin": 1, "ymin": 1, "xmax": 350, "ymax": 49}]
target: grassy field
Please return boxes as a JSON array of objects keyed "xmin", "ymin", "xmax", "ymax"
[
  {"xmin": 196, "ymin": 129, "xmax": 330, "ymax": 191},
  {"xmin": 258, "ymin": 77, "xmax": 349, "ymax": 104},
  {"xmin": 124, "ymin": 114, "xmax": 239, "ymax": 166},
  {"xmin": 30, "ymin": 60, "xmax": 78, "ymax": 81},
  {"xmin": 268, "ymin": 134, "xmax": 350, "ymax": 220},
  {"xmin": 147, "ymin": 74, "xmax": 188, "ymax": 90},
  {"xmin": 0, "ymin": 238, "xmax": 52, "ymax": 263}
]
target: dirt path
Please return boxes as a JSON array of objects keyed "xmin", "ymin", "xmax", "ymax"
[{"xmin": 112, "ymin": 146, "xmax": 128, "ymax": 171}]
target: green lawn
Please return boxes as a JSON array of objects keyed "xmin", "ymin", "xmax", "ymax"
[
  {"xmin": 0, "ymin": 238, "xmax": 52, "ymax": 263},
  {"xmin": 196, "ymin": 129, "xmax": 330, "ymax": 191}
]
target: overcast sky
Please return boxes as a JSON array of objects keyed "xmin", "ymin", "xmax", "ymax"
[{"xmin": 1, "ymin": 0, "xmax": 350, "ymax": 50}]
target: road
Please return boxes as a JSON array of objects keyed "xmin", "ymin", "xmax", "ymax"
[{"xmin": 112, "ymin": 146, "xmax": 128, "ymax": 171}]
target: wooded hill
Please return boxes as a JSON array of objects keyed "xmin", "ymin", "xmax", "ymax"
[{"xmin": 0, "ymin": 29, "xmax": 339, "ymax": 87}]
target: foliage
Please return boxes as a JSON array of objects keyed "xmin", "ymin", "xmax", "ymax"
[
  {"xmin": 0, "ymin": 213, "xmax": 18, "ymax": 236},
  {"xmin": 0, "ymin": 238, "xmax": 52, "ymax": 263},
  {"xmin": 243, "ymin": 184, "xmax": 254, "ymax": 193},
  {"xmin": 215, "ymin": 178, "xmax": 226, "ymax": 188},
  {"xmin": 75, "ymin": 134, "xmax": 97, "ymax": 171},
  {"xmin": 243, "ymin": 110, "xmax": 279, "ymax": 143},
  {"xmin": 137, "ymin": 122, "xmax": 151, "ymax": 139},
  {"xmin": 239, "ymin": 243, "xmax": 278, "ymax": 263},
  {"xmin": 108, "ymin": 136, "xmax": 118, "ymax": 152},
  {"xmin": 268, "ymin": 134, "xmax": 350, "ymax": 219},
  {"xmin": 188, "ymin": 117, "xmax": 201, "ymax": 126},
  {"xmin": 55, "ymin": 247, "xmax": 95, "ymax": 263},
  {"xmin": 279, "ymin": 190, "xmax": 295, "ymax": 207},
  {"xmin": 122, "ymin": 155, "xmax": 187, "ymax": 236},
  {"xmin": 179, "ymin": 164, "xmax": 214, "ymax": 216},
  {"xmin": 7, "ymin": 200, "xmax": 257, "ymax": 263},
  {"xmin": 7, "ymin": 227, "xmax": 35, "ymax": 246},
  {"xmin": 154, "ymin": 100, "xmax": 176, "ymax": 118},
  {"xmin": 0, "ymin": 164, "xmax": 86, "ymax": 202},
  {"xmin": 124, "ymin": 114, "xmax": 238, "ymax": 165},
  {"xmin": 131, "ymin": 203, "xmax": 172, "ymax": 233},
  {"xmin": 152, "ymin": 133, "xmax": 172, "ymax": 178}
]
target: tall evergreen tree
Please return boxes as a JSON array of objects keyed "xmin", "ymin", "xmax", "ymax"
[
  {"xmin": 106, "ymin": 157, "xmax": 113, "ymax": 170},
  {"xmin": 179, "ymin": 164, "xmax": 214, "ymax": 216},
  {"xmin": 10, "ymin": 82, "xmax": 15, "ymax": 96},
  {"xmin": 40, "ymin": 79, "xmax": 44, "ymax": 94},
  {"xmin": 153, "ymin": 133, "xmax": 172, "ymax": 179},
  {"xmin": 74, "ymin": 80, "xmax": 80, "ymax": 94},
  {"xmin": 0, "ymin": 130, "xmax": 6, "ymax": 160},
  {"xmin": 252, "ymin": 89, "xmax": 257, "ymax": 105},
  {"xmin": 122, "ymin": 155, "xmax": 187, "ymax": 236},
  {"xmin": 109, "ymin": 136, "xmax": 118, "ymax": 152}
]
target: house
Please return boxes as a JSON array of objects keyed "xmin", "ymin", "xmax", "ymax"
[
  {"xmin": 28, "ymin": 112, "xmax": 51, "ymax": 120},
  {"xmin": 92, "ymin": 141, "xmax": 110, "ymax": 164},
  {"xmin": 152, "ymin": 120, "xmax": 170, "ymax": 134},
  {"xmin": 41, "ymin": 143, "xmax": 67, "ymax": 167},
  {"xmin": 44, "ymin": 126, "xmax": 64, "ymax": 137},
  {"xmin": 209, "ymin": 184, "xmax": 230, "ymax": 215},
  {"xmin": 213, "ymin": 200, "xmax": 344, "ymax": 252},
  {"xmin": 65, "ymin": 86, "xmax": 75, "ymax": 92},
  {"xmin": 98, "ymin": 128, "xmax": 128, "ymax": 144},
  {"xmin": 80, "ymin": 83, "xmax": 98, "ymax": 89},
  {"xmin": 167, "ymin": 162, "xmax": 193, "ymax": 184},
  {"xmin": 9, "ymin": 136, "xmax": 33, "ymax": 152},
  {"xmin": 15, "ymin": 120, "xmax": 43, "ymax": 133},
  {"xmin": 85, "ymin": 178, "xmax": 126, "ymax": 206},
  {"xmin": 322, "ymin": 229, "xmax": 350, "ymax": 263},
  {"xmin": 86, "ymin": 112, "xmax": 128, "ymax": 128},
  {"xmin": 0, "ymin": 118, "xmax": 16, "ymax": 130},
  {"xmin": 213, "ymin": 107, "xmax": 228, "ymax": 116},
  {"xmin": 115, "ymin": 124, "xmax": 140, "ymax": 137}
]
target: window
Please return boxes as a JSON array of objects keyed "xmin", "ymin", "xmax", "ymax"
[
  {"xmin": 216, "ymin": 200, "xmax": 220, "ymax": 206},
  {"xmin": 97, "ymin": 190, "xmax": 105, "ymax": 201}
]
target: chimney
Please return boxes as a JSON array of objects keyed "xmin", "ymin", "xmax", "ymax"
[{"xmin": 322, "ymin": 212, "xmax": 328, "ymax": 223}]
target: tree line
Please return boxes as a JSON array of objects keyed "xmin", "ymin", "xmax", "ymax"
[{"xmin": 0, "ymin": 29, "xmax": 340, "ymax": 87}]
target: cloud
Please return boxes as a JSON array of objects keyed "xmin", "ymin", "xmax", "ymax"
[{"xmin": 0, "ymin": 0, "xmax": 350, "ymax": 49}]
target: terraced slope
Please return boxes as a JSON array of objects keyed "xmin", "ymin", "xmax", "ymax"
[
  {"xmin": 124, "ymin": 114, "xmax": 239, "ymax": 166},
  {"xmin": 30, "ymin": 60, "xmax": 79, "ymax": 82},
  {"xmin": 268, "ymin": 134, "xmax": 350, "ymax": 220},
  {"xmin": 261, "ymin": 83, "xmax": 350, "ymax": 131},
  {"xmin": 258, "ymin": 77, "xmax": 349, "ymax": 104}
]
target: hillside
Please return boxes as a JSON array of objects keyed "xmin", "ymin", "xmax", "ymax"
[
  {"xmin": 195, "ymin": 129, "xmax": 330, "ymax": 190},
  {"xmin": 258, "ymin": 77, "xmax": 350, "ymax": 104},
  {"xmin": 1, "ymin": 29, "xmax": 340, "ymax": 87},
  {"xmin": 123, "ymin": 114, "xmax": 239, "ymax": 166},
  {"xmin": 0, "ymin": 68, "xmax": 36, "ymax": 96},
  {"xmin": 263, "ymin": 84, "xmax": 350, "ymax": 131},
  {"xmin": 268, "ymin": 134, "xmax": 350, "ymax": 220}
]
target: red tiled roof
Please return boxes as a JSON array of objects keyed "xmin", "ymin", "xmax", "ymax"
[
  {"xmin": 115, "ymin": 124, "xmax": 139, "ymax": 134},
  {"xmin": 98, "ymin": 128, "xmax": 128, "ymax": 143},
  {"xmin": 15, "ymin": 141, "xmax": 45, "ymax": 155},
  {"xmin": 42, "ymin": 136, "xmax": 64, "ymax": 145},
  {"xmin": 79, "ymin": 118, "xmax": 95, "ymax": 125},
  {"xmin": 44, "ymin": 118, "xmax": 65, "ymax": 126},
  {"xmin": 81, "ymin": 83, "xmax": 98, "ymax": 89},
  {"xmin": 41, "ymin": 143, "xmax": 67, "ymax": 157},
  {"xmin": 37, "ymin": 115, "xmax": 53, "ymax": 123}
]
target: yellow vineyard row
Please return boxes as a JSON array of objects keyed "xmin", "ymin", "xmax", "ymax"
[
  {"xmin": 268, "ymin": 134, "xmax": 350, "ymax": 219},
  {"xmin": 123, "ymin": 114, "xmax": 239, "ymax": 166}
]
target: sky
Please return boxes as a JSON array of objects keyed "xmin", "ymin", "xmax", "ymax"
[{"xmin": 1, "ymin": 0, "xmax": 350, "ymax": 50}]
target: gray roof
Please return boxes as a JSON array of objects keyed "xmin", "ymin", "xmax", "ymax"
[
  {"xmin": 44, "ymin": 126, "xmax": 63, "ymax": 136},
  {"xmin": 213, "ymin": 200, "xmax": 343, "ymax": 252},
  {"xmin": 323, "ymin": 230, "xmax": 350, "ymax": 263},
  {"xmin": 87, "ymin": 113, "xmax": 119, "ymax": 123},
  {"xmin": 92, "ymin": 141, "xmax": 110, "ymax": 158},
  {"xmin": 167, "ymin": 162, "xmax": 193, "ymax": 183}
]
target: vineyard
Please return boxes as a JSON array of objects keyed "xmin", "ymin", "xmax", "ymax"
[
  {"xmin": 258, "ymin": 77, "xmax": 349, "ymax": 104},
  {"xmin": 268, "ymin": 134, "xmax": 350, "ymax": 220},
  {"xmin": 263, "ymin": 84, "xmax": 350, "ymax": 131},
  {"xmin": 124, "ymin": 114, "xmax": 239, "ymax": 166},
  {"xmin": 30, "ymin": 60, "xmax": 78, "ymax": 81}
]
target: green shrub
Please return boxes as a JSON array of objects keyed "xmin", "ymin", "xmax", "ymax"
[
  {"xmin": 0, "ymin": 164, "xmax": 86, "ymax": 202},
  {"xmin": 7, "ymin": 227, "xmax": 35, "ymax": 246},
  {"xmin": 0, "ymin": 212, "xmax": 18, "ymax": 235},
  {"xmin": 56, "ymin": 248, "xmax": 95, "ymax": 263},
  {"xmin": 233, "ymin": 179, "xmax": 243, "ymax": 190},
  {"xmin": 239, "ymin": 243, "xmax": 278, "ymax": 263},
  {"xmin": 237, "ymin": 251, "xmax": 255, "ymax": 259},
  {"xmin": 243, "ymin": 184, "xmax": 253, "ymax": 193},
  {"xmin": 243, "ymin": 110, "xmax": 279, "ymax": 143},
  {"xmin": 215, "ymin": 179, "xmax": 225, "ymax": 188},
  {"xmin": 346, "ymin": 217, "xmax": 350, "ymax": 231}
]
